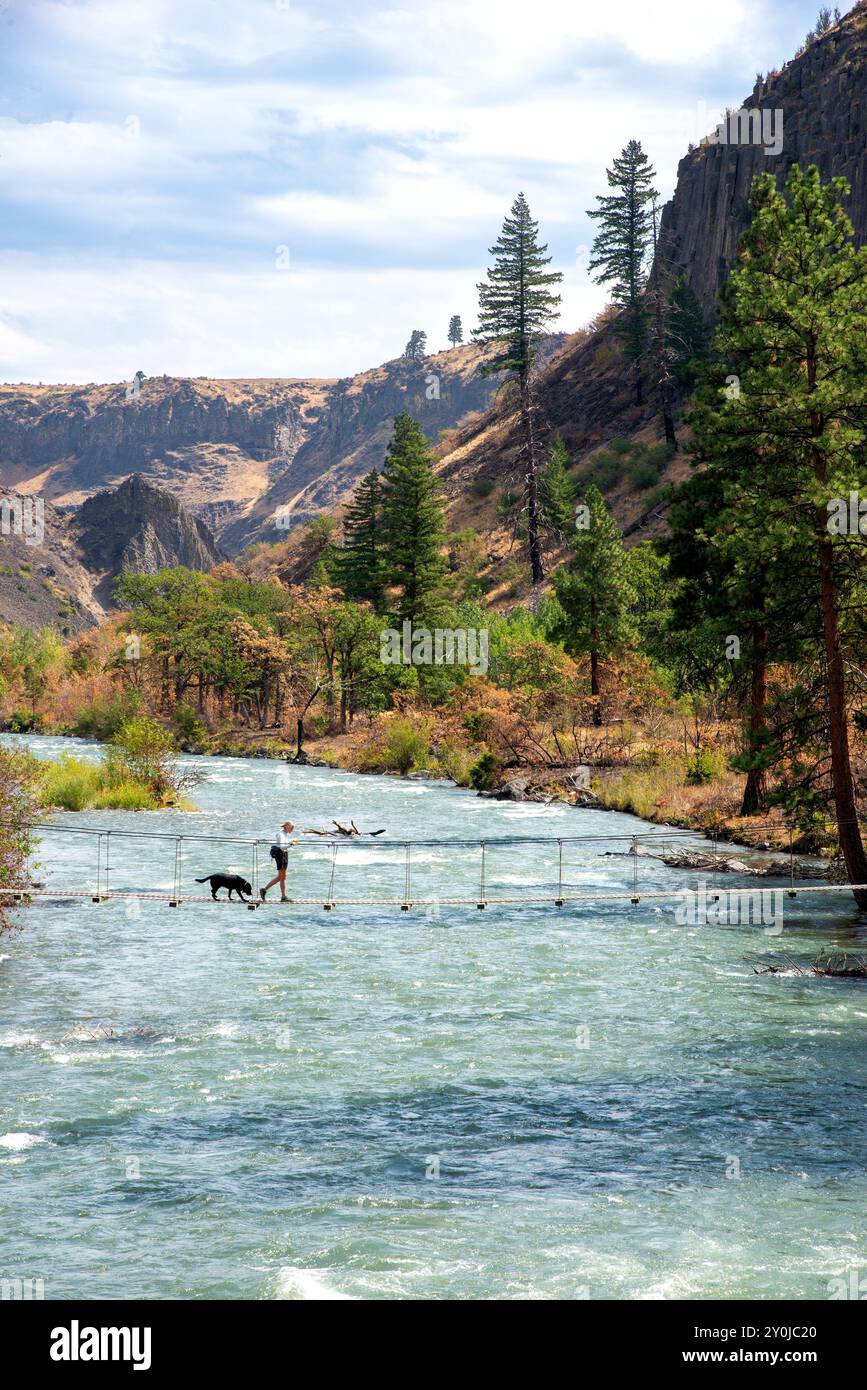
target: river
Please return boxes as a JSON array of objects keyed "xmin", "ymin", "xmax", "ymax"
[{"xmin": 2, "ymin": 734, "xmax": 866, "ymax": 1300}]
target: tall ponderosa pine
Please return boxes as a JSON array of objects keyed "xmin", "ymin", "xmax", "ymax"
[
  {"xmin": 380, "ymin": 412, "xmax": 448, "ymax": 625},
  {"xmin": 539, "ymin": 434, "xmax": 575, "ymax": 536},
  {"xmin": 447, "ymin": 315, "xmax": 463, "ymax": 347},
  {"xmin": 336, "ymin": 469, "xmax": 385, "ymax": 609},
  {"xmin": 551, "ymin": 483, "xmax": 635, "ymax": 725},
  {"xmin": 587, "ymin": 140, "xmax": 657, "ymax": 406},
  {"xmin": 688, "ymin": 165, "xmax": 867, "ymax": 900},
  {"xmin": 404, "ymin": 330, "xmax": 427, "ymax": 361},
  {"xmin": 474, "ymin": 192, "xmax": 562, "ymax": 584}
]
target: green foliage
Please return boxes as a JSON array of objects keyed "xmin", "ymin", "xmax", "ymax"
[
  {"xmin": 587, "ymin": 140, "xmax": 658, "ymax": 393},
  {"xmin": 404, "ymin": 330, "xmax": 427, "ymax": 361},
  {"xmin": 551, "ymin": 483, "xmax": 636, "ymax": 664},
  {"xmin": 336, "ymin": 470, "xmax": 386, "ymax": 608},
  {"xmin": 685, "ymin": 748, "xmax": 729, "ymax": 785},
  {"xmin": 473, "ymin": 192, "xmax": 562, "ymax": 381},
  {"xmin": 380, "ymin": 412, "xmax": 448, "ymax": 624},
  {"xmin": 469, "ymin": 750, "xmax": 501, "ymax": 791},
  {"xmin": 7, "ymin": 709, "xmax": 44, "ymax": 733},
  {"xmin": 666, "ymin": 275, "xmax": 709, "ymax": 387},
  {"xmin": 71, "ymin": 691, "xmax": 141, "ymax": 741},
  {"xmin": 539, "ymin": 434, "xmax": 575, "ymax": 534},
  {"xmin": 0, "ymin": 748, "xmax": 42, "ymax": 930},
  {"xmin": 174, "ymin": 702, "xmax": 209, "ymax": 748},
  {"xmin": 470, "ymin": 476, "xmax": 495, "ymax": 499},
  {"xmin": 379, "ymin": 714, "xmax": 433, "ymax": 775},
  {"xmin": 107, "ymin": 717, "xmax": 186, "ymax": 804}
]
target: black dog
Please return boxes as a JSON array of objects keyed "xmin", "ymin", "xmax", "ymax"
[{"xmin": 195, "ymin": 873, "xmax": 253, "ymax": 902}]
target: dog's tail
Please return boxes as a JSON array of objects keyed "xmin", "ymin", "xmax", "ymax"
[{"xmin": 195, "ymin": 876, "xmax": 210, "ymax": 883}]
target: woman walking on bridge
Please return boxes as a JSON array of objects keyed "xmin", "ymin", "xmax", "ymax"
[{"xmin": 261, "ymin": 821, "xmax": 296, "ymax": 902}]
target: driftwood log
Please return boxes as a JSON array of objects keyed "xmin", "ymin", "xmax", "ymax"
[
  {"xmin": 746, "ymin": 952, "xmax": 867, "ymax": 979},
  {"xmin": 302, "ymin": 821, "xmax": 386, "ymax": 837},
  {"xmin": 604, "ymin": 845, "xmax": 827, "ymax": 879}
]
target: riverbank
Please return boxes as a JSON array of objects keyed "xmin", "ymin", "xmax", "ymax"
[{"xmin": 164, "ymin": 722, "xmax": 830, "ymax": 860}]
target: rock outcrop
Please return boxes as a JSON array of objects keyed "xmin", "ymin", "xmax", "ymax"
[
  {"xmin": 660, "ymin": 4, "xmax": 867, "ymax": 311},
  {"xmin": 0, "ymin": 475, "xmax": 225, "ymax": 631}
]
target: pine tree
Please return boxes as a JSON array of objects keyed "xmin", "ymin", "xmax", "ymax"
[
  {"xmin": 587, "ymin": 140, "xmax": 657, "ymax": 405},
  {"xmin": 550, "ymin": 483, "xmax": 635, "ymax": 724},
  {"xmin": 539, "ymin": 434, "xmax": 575, "ymax": 535},
  {"xmin": 379, "ymin": 412, "xmax": 448, "ymax": 625},
  {"xmin": 447, "ymin": 315, "xmax": 463, "ymax": 347},
  {"xmin": 404, "ymin": 330, "xmax": 427, "ymax": 361},
  {"xmin": 688, "ymin": 165, "xmax": 867, "ymax": 900},
  {"xmin": 666, "ymin": 275, "xmax": 709, "ymax": 388},
  {"xmin": 336, "ymin": 470, "xmax": 385, "ymax": 609},
  {"xmin": 474, "ymin": 192, "xmax": 562, "ymax": 584}
]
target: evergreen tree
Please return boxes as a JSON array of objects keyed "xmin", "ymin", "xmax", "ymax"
[
  {"xmin": 380, "ymin": 412, "xmax": 448, "ymax": 625},
  {"xmin": 688, "ymin": 165, "xmax": 867, "ymax": 899},
  {"xmin": 336, "ymin": 470, "xmax": 385, "ymax": 609},
  {"xmin": 404, "ymin": 330, "xmax": 427, "ymax": 361},
  {"xmin": 550, "ymin": 483, "xmax": 635, "ymax": 724},
  {"xmin": 474, "ymin": 192, "xmax": 562, "ymax": 584},
  {"xmin": 539, "ymin": 434, "xmax": 575, "ymax": 535},
  {"xmin": 666, "ymin": 275, "xmax": 709, "ymax": 388},
  {"xmin": 587, "ymin": 140, "xmax": 657, "ymax": 405},
  {"xmin": 447, "ymin": 315, "xmax": 463, "ymax": 347}
]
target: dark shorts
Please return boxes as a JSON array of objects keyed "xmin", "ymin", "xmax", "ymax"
[{"xmin": 270, "ymin": 846, "xmax": 289, "ymax": 871}]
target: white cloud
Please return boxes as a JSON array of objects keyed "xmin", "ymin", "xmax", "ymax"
[{"xmin": 0, "ymin": 0, "xmax": 818, "ymax": 381}]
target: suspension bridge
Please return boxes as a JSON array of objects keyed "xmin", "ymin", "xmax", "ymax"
[{"xmin": 1, "ymin": 820, "xmax": 859, "ymax": 913}]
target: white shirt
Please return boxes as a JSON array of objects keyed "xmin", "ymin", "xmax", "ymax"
[{"xmin": 278, "ymin": 829, "xmax": 292, "ymax": 849}]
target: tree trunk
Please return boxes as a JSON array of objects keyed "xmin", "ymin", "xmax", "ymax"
[
  {"xmin": 520, "ymin": 368, "xmax": 544, "ymax": 585},
  {"xmin": 818, "ymin": 530, "xmax": 867, "ymax": 905},
  {"xmin": 808, "ymin": 340, "xmax": 867, "ymax": 905},
  {"xmin": 590, "ymin": 645, "xmax": 602, "ymax": 726},
  {"xmin": 740, "ymin": 622, "xmax": 768, "ymax": 816}
]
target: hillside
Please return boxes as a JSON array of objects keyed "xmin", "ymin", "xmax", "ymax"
[
  {"xmin": 428, "ymin": 3, "xmax": 867, "ymax": 584},
  {"xmin": 0, "ymin": 475, "xmax": 224, "ymax": 631},
  {"xmin": 0, "ymin": 340, "xmax": 560, "ymax": 557}
]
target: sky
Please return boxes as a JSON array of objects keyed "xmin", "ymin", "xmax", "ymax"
[{"xmin": 0, "ymin": 0, "xmax": 836, "ymax": 383}]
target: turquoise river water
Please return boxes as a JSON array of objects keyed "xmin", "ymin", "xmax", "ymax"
[{"xmin": 1, "ymin": 734, "xmax": 866, "ymax": 1300}]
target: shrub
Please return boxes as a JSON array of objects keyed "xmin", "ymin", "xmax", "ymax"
[
  {"xmin": 174, "ymin": 703, "xmax": 209, "ymax": 748},
  {"xmin": 469, "ymin": 750, "xmax": 501, "ymax": 791},
  {"xmin": 629, "ymin": 461, "xmax": 661, "ymax": 491},
  {"xmin": 685, "ymin": 748, "xmax": 729, "ymax": 785},
  {"xmin": 433, "ymin": 737, "xmax": 474, "ymax": 785},
  {"xmin": 381, "ymin": 714, "xmax": 433, "ymax": 775},
  {"xmin": 0, "ymin": 749, "xmax": 42, "ymax": 932},
  {"xmin": 7, "ymin": 709, "xmax": 44, "ymax": 733},
  {"xmin": 90, "ymin": 782, "xmax": 158, "ymax": 811},
  {"xmin": 71, "ymin": 692, "xmax": 141, "ymax": 741},
  {"xmin": 470, "ymin": 476, "xmax": 495, "ymax": 499},
  {"xmin": 39, "ymin": 758, "xmax": 102, "ymax": 811}
]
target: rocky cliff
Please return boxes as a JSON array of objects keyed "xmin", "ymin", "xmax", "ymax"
[
  {"xmin": 661, "ymin": 4, "xmax": 866, "ymax": 310},
  {"xmin": 433, "ymin": 4, "xmax": 867, "ymax": 557},
  {"xmin": 0, "ymin": 475, "xmax": 225, "ymax": 631},
  {"xmin": 0, "ymin": 340, "xmax": 537, "ymax": 557}
]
